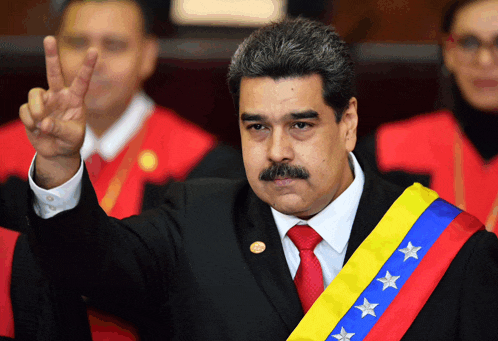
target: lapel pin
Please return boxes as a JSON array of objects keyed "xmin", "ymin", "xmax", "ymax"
[{"xmin": 250, "ymin": 241, "xmax": 266, "ymax": 254}]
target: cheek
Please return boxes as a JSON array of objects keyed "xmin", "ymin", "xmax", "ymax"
[
  {"xmin": 108, "ymin": 54, "xmax": 141, "ymax": 82},
  {"xmin": 60, "ymin": 53, "xmax": 83, "ymax": 83},
  {"xmin": 242, "ymin": 142, "xmax": 267, "ymax": 179}
]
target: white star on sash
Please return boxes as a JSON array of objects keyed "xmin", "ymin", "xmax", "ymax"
[
  {"xmin": 398, "ymin": 241, "xmax": 422, "ymax": 261},
  {"xmin": 332, "ymin": 327, "xmax": 355, "ymax": 340},
  {"xmin": 377, "ymin": 271, "xmax": 400, "ymax": 291},
  {"xmin": 354, "ymin": 297, "xmax": 379, "ymax": 318}
]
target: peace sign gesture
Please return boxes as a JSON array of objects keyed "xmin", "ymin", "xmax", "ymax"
[{"xmin": 19, "ymin": 36, "xmax": 98, "ymax": 188}]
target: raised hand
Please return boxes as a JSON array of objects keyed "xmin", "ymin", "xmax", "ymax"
[{"xmin": 19, "ymin": 36, "xmax": 98, "ymax": 188}]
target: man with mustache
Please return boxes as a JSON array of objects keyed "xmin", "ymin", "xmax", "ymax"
[{"xmin": 20, "ymin": 18, "xmax": 498, "ymax": 340}]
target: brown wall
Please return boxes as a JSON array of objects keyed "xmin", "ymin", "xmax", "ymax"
[
  {"xmin": 4, "ymin": 0, "xmax": 454, "ymax": 42},
  {"xmin": 0, "ymin": 0, "xmax": 52, "ymax": 36},
  {"xmin": 0, "ymin": 1, "xmax": 446, "ymax": 147},
  {"xmin": 329, "ymin": 0, "xmax": 450, "ymax": 44}
]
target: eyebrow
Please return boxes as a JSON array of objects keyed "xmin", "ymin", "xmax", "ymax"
[
  {"xmin": 289, "ymin": 110, "xmax": 319, "ymax": 120},
  {"xmin": 240, "ymin": 113, "xmax": 265, "ymax": 122},
  {"xmin": 240, "ymin": 110, "xmax": 319, "ymax": 122}
]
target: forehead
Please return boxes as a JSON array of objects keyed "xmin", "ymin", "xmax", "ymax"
[
  {"xmin": 60, "ymin": 0, "xmax": 144, "ymax": 36},
  {"xmin": 453, "ymin": 0, "xmax": 498, "ymax": 36},
  {"xmin": 239, "ymin": 74, "xmax": 326, "ymax": 116}
]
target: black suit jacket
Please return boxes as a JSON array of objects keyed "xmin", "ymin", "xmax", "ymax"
[{"xmin": 28, "ymin": 164, "xmax": 498, "ymax": 340}]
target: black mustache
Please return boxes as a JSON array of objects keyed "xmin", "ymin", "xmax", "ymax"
[{"xmin": 259, "ymin": 163, "xmax": 310, "ymax": 181}]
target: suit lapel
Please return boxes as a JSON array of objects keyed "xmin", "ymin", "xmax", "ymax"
[
  {"xmin": 234, "ymin": 187, "xmax": 303, "ymax": 332},
  {"xmin": 345, "ymin": 157, "xmax": 405, "ymax": 264},
  {"xmin": 232, "ymin": 158, "xmax": 405, "ymax": 331}
]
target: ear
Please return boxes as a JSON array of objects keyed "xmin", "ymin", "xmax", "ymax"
[
  {"xmin": 140, "ymin": 37, "xmax": 159, "ymax": 81},
  {"xmin": 341, "ymin": 97, "xmax": 358, "ymax": 153},
  {"xmin": 442, "ymin": 34, "xmax": 456, "ymax": 74}
]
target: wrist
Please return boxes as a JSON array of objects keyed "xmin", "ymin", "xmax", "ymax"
[{"xmin": 35, "ymin": 153, "xmax": 82, "ymax": 189}]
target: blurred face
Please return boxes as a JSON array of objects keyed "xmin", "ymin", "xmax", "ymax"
[
  {"xmin": 239, "ymin": 74, "xmax": 358, "ymax": 219},
  {"xmin": 444, "ymin": 0, "xmax": 498, "ymax": 111},
  {"xmin": 57, "ymin": 0, "xmax": 157, "ymax": 115}
]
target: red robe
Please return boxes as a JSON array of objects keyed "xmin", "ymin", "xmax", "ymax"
[
  {"xmin": 86, "ymin": 105, "xmax": 215, "ymax": 219},
  {"xmin": 0, "ymin": 227, "xmax": 19, "ymax": 339},
  {"xmin": 375, "ymin": 110, "xmax": 498, "ymax": 233},
  {"xmin": 0, "ymin": 106, "xmax": 216, "ymax": 218}
]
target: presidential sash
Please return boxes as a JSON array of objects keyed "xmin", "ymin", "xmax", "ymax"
[{"xmin": 288, "ymin": 183, "xmax": 484, "ymax": 341}]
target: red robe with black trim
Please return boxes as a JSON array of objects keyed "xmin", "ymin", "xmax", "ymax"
[
  {"xmin": 373, "ymin": 110, "xmax": 498, "ymax": 233},
  {"xmin": 0, "ymin": 227, "xmax": 19, "ymax": 339},
  {"xmin": 0, "ymin": 105, "xmax": 222, "ymax": 340},
  {"xmin": 0, "ymin": 106, "xmax": 216, "ymax": 219},
  {"xmin": 87, "ymin": 105, "xmax": 216, "ymax": 219}
]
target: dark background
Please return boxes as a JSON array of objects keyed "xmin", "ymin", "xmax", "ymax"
[{"xmin": 0, "ymin": 38, "xmax": 443, "ymax": 148}]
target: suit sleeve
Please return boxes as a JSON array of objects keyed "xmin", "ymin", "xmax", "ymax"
[
  {"xmin": 458, "ymin": 231, "xmax": 498, "ymax": 339},
  {"xmin": 27, "ymin": 166, "xmax": 183, "ymax": 316}
]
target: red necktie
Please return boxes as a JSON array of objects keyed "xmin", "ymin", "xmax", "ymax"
[
  {"xmin": 287, "ymin": 225, "xmax": 324, "ymax": 313},
  {"xmin": 86, "ymin": 153, "xmax": 107, "ymax": 181}
]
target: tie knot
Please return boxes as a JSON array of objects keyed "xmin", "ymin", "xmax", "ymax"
[{"xmin": 287, "ymin": 225, "xmax": 322, "ymax": 251}]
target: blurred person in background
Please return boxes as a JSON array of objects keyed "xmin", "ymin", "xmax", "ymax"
[
  {"xmin": 0, "ymin": 0, "xmax": 244, "ymax": 232},
  {"xmin": 0, "ymin": 0, "xmax": 244, "ymax": 339},
  {"xmin": 355, "ymin": 0, "xmax": 498, "ymax": 234}
]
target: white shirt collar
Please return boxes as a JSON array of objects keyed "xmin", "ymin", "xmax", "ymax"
[
  {"xmin": 271, "ymin": 152, "xmax": 365, "ymax": 254},
  {"xmin": 80, "ymin": 92, "xmax": 154, "ymax": 161}
]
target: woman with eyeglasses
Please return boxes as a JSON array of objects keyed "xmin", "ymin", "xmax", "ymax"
[{"xmin": 355, "ymin": 0, "xmax": 498, "ymax": 234}]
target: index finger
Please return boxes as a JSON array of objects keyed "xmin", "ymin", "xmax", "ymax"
[
  {"xmin": 69, "ymin": 47, "xmax": 98, "ymax": 101},
  {"xmin": 43, "ymin": 36, "xmax": 65, "ymax": 92}
]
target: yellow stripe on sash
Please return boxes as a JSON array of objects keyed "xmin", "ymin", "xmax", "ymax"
[{"xmin": 287, "ymin": 183, "xmax": 439, "ymax": 341}]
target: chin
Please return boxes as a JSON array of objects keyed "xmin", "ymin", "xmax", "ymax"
[
  {"xmin": 469, "ymin": 97, "xmax": 498, "ymax": 113},
  {"xmin": 270, "ymin": 198, "xmax": 313, "ymax": 217},
  {"xmin": 85, "ymin": 96, "xmax": 112, "ymax": 112}
]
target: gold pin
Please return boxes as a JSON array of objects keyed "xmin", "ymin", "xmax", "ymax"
[
  {"xmin": 138, "ymin": 150, "xmax": 158, "ymax": 172},
  {"xmin": 250, "ymin": 241, "xmax": 266, "ymax": 254}
]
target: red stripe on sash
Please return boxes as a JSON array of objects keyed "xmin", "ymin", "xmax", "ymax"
[
  {"xmin": 364, "ymin": 212, "xmax": 483, "ymax": 341},
  {"xmin": 0, "ymin": 227, "xmax": 20, "ymax": 338}
]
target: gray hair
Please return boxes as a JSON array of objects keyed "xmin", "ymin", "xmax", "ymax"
[{"xmin": 228, "ymin": 17, "xmax": 355, "ymax": 122}]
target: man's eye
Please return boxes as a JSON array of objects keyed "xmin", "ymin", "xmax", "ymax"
[
  {"xmin": 458, "ymin": 36, "xmax": 481, "ymax": 50},
  {"xmin": 493, "ymin": 37, "xmax": 498, "ymax": 49},
  {"xmin": 249, "ymin": 124, "xmax": 264, "ymax": 131},
  {"xmin": 105, "ymin": 40, "xmax": 127, "ymax": 52},
  {"xmin": 64, "ymin": 37, "xmax": 87, "ymax": 48},
  {"xmin": 293, "ymin": 122, "xmax": 310, "ymax": 129}
]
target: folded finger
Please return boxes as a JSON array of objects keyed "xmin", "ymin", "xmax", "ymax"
[
  {"xmin": 27, "ymin": 88, "xmax": 47, "ymax": 122},
  {"xmin": 19, "ymin": 103, "xmax": 38, "ymax": 133},
  {"xmin": 70, "ymin": 47, "xmax": 98, "ymax": 101},
  {"xmin": 44, "ymin": 36, "xmax": 66, "ymax": 92}
]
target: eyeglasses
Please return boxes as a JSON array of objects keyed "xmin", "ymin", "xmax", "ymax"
[{"xmin": 448, "ymin": 33, "xmax": 498, "ymax": 64}]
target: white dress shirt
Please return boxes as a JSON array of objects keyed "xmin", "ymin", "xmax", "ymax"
[
  {"xmin": 271, "ymin": 153, "xmax": 365, "ymax": 288},
  {"xmin": 80, "ymin": 91, "xmax": 154, "ymax": 161}
]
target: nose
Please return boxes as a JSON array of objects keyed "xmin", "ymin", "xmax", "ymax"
[
  {"xmin": 268, "ymin": 128, "xmax": 294, "ymax": 163},
  {"xmin": 88, "ymin": 43, "xmax": 107, "ymax": 73},
  {"xmin": 476, "ymin": 46, "xmax": 495, "ymax": 67}
]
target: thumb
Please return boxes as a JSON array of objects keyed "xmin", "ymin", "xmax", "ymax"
[{"xmin": 40, "ymin": 116, "xmax": 85, "ymax": 149}]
